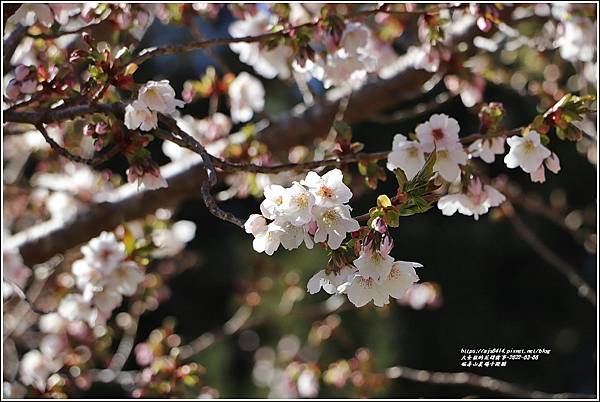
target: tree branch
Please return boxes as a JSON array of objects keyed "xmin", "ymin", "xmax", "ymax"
[
  {"xmin": 385, "ymin": 365, "xmax": 596, "ymax": 398},
  {"xmin": 501, "ymin": 202, "xmax": 596, "ymax": 308}
]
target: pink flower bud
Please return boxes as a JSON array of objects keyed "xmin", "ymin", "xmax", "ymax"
[
  {"xmin": 14, "ymin": 65, "xmax": 30, "ymax": 81},
  {"xmin": 307, "ymin": 220, "xmax": 318, "ymax": 236},
  {"xmin": 544, "ymin": 153, "xmax": 561, "ymax": 174},
  {"xmin": 95, "ymin": 122, "xmax": 108, "ymax": 135},
  {"xmin": 379, "ymin": 235, "xmax": 394, "ymax": 256},
  {"xmin": 19, "ymin": 79, "xmax": 38, "ymax": 94},
  {"xmin": 5, "ymin": 79, "xmax": 20, "ymax": 100},
  {"xmin": 530, "ymin": 165, "xmax": 546, "ymax": 183},
  {"xmin": 371, "ymin": 217, "xmax": 387, "ymax": 233}
]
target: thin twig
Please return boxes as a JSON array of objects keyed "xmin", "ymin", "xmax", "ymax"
[
  {"xmin": 501, "ymin": 202, "xmax": 596, "ymax": 308},
  {"xmin": 385, "ymin": 365, "xmax": 596, "ymax": 398}
]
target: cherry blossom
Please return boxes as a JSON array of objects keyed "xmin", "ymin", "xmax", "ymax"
[
  {"xmin": 228, "ymin": 72, "xmax": 265, "ymax": 123},
  {"xmin": 260, "ymin": 184, "xmax": 287, "ymax": 220},
  {"xmin": 530, "ymin": 152, "xmax": 561, "ymax": 183},
  {"xmin": 301, "ymin": 169, "xmax": 352, "ymax": 207},
  {"xmin": 434, "ymin": 146, "xmax": 468, "ymax": 182},
  {"xmin": 312, "ymin": 205, "xmax": 360, "ymax": 250},
  {"xmin": 344, "ymin": 261, "xmax": 421, "ymax": 307},
  {"xmin": 19, "ymin": 350, "xmax": 61, "ymax": 391},
  {"xmin": 250, "ymin": 221, "xmax": 285, "ymax": 255},
  {"xmin": 281, "ymin": 182, "xmax": 316, "ymax": 226},
  {"xmin": 307, "ymin": 266, "xmax": 357, "ymax": 295},
  {"xmin": 124, "ymin": 100, "xmax": 158, "ymax": 131},
  {"xmin": 8, "ymin": 4, "xmax": 55, "ymax": 27},
  {"xmin": 81, "ymin": 231, "xmax": 126, "ymax": 274},
  {"xmin": 386, "ymin": 134, "xmax": 426, "ymax": 180},
  {"xmin": 229, "ymin": 11, "xmax": 292, "ymax": 79},
  {"xmin": 353, "ymin": 249, "xmax": 394, "ymax": 284},
  {"xmin": 437, "ymin": 178, "xmax": 506, "ymax": 220},
  {"xmin": 504, "ymin": 131, "xmax": 551, "ymax": 174},
  {"xmin": 137, "ymin": 80, "xmax": 185, "ymax": 115},
  {"xmin": 275, "ymin": 219, "xmax": 314, "ymax": 250},
  {"xmin": 415, "ymin": 114, "xmax": 461, "ymax": 153},
  {"xmin": 468, "ymin": 137, "xmax": 505, "ymax": 163}
]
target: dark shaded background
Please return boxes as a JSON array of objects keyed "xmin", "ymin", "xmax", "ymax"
[{"xmin": 87, "ymin": 8, "xmax": 597, "ymax": 398}]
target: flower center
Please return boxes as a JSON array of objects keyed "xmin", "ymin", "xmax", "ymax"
[
  {"xmin": 523, "ymin": 140, "xmax": 535, "ymax": 152},
  {"xmin": 322, "ymin": 209, "xmax": 338, "ymax": 225},
  {"xmin": 274, "ymin": 196, "xmax": 283, "ymax": 206},
  {"xmin": 432, "ymin": 128, "xmax": 445, "ymax": 140},
  {"xmin": 437, "ymin": 150, "xmax": 448, "ymax": 159},
  {"xmin": 318, "ymin": 185, "xmax": 334, "ymax": 199},
  {"xmin": 294, "ymin": 193, "xmax": 308, "ymax": 208},
  {"xmin": 408, "ymin": 147, "xmax": 419, "ymax": 157}
]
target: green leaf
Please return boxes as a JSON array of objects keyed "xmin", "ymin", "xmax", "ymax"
[{"xmin": 393, "ymin": 168, "xmax": 407, "ymax": 192}]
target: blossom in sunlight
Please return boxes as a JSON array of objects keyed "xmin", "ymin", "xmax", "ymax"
[
  {"xmin": 386, "ymin": 134, "xmax": 426, "ymax": 180},
  {"xmin": 433, "ymin": 146, "xmax": 468, "ymax": 182},
  {"xmin": 312, "ymin": 205, "xmax": 360, "ymax": 250},
  {"xmin": 504, "ymin": 131, "xmax": 551, "ymax": 174},
  {"xmin": 345, "ymin": 261, "xmax": 421, "ymax": 307},
  {"xmin": 260, "ymin": 184, "xmax": 288, "ymax": 220},
  {"xmin": 415, "ymin": 114, "xmax": 461, "ymax": 153},
  {"xmin": 250, "ymin": 221, "xmax": 285, "ymax": 255},
  {"xmin": 353, "ymin": 249, "xmax": 394, "ymax": 284},
  {"xmin": 19, "ymin": 350, "xmax": 61, "ymax": 392},
  {"xmin": 81, "ymin": 231, "xmax": 126, "ymax": 274},
  {"xmin": 307, "ymin": 266, "xmax": 356, "ymax": 295},
  {"xmin": 229, "ymin": 11, "xmax": 293, "ymax": 79},
  {"xmin": 124, "ymin": 100, "xmax": 158, "ymax": 131},
  {"xmin": 437, "ymin": 178, "xmax": 506, "ymax": 220},
  {"xmin": 281, "ymin": 182, "xmax": 315, "ymax": 226},
  {"xmin": 137, "ymin": 80, "xmax": 185, "ymax": 115},
  {"xmin": 228, "ymin": 72, "xmax": 265, "ymax": 123},
  {"xmin": 530, "ymin": 152, "xmax": 561, "ymax": 183},
  {"xmin": 301, "ymin": 169, "xmax": 352, "ymax": 207},
  {"xmin": 8, "ymin": 4, "xmax": 55, "ymax": 27},
  {"xmin": 275, "ymin": 219, "xmax": 314, "ymax": 250},
  {"xmin": 468, "ymin": 137, "xmax": 505, "ymax": 163}
]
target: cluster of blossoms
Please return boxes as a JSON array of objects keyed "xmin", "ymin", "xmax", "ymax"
[
  {"xmin": 57, "ymin": 231, "xmax": 144, "ymax": 327},
  {"xmin": 308, "ymin": 221, "xmax": 421, "ymax": 308},
  {"xmin": 244, "ymin": 169, "xmax": 360, "ymax": 255},
  {"xmin": 228, "ymin": 9, "xmax": 396, "ymax": 91},
  {"xmin": 5, "ymin": 65, "xmax": 39, "ymax": 100},
  {"xmin": 124, "ymin": 80, "xmax": 184, "ymax": 131},
  {"xmin": 387, "ymin": 114, "xmax": 468, "ymax": 183}
]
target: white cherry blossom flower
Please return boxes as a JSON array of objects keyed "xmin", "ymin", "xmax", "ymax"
[
  {"xmin": 49, "ymin": 4, "xmax": 81, "ymax": 25},
  {"xmin": 108, "ymin": 261, "xmax": 144, "ymax": 296},
  {"xmin": 229, "ymin": 12, "xmax": 292, "ymax": 79},
  {"xmin": 124, "ymin": 101, "xmax": 158, "ymax": 131},
  {"xmin": 275, "ymin": 219, "xmax": 314, "ymax": 250},
  {"xmin": 92, "ymin": 288, "xmax": 123, "ymax": 313},
  {"xmin": 38, "ymin": 313, "xmax": 68, "ymax": 334},
  {"xmin": 345, "ymin": 261, "xmax": 421, "ymax": 307},
  {"xmin": 416, "ymin": 114, "xmax": 461, "ymax": 152},
  {"xmin": 228, "ymin": 72, "xmax": 265, "ymax": 123},
  {"xmin": 281, "ymin": 182, "xmax": 315, "ymax": 226},
  {"xmin": 353, "ymin": 250, "xmax": 394, "ymax": 283},
  {"xmin": 19, "ymin": 350, "xmax": 61, "ymax": 391},
  {"xmin": 260, "ymin": 184, "xmax": 287, "ymax": 220},
  {"xmin": 245, "ymin": 214, "xmax": 267, "ymax": 235},
  {"xmin": 434, "ymin": 146, "xmax": 468, "ymax": 182},
  {"xmin": 301, "ymin": 169, "xmax": 352, "ymax": 207},
  {"xmin": 386, "ymin": 134, "xmax": 426, "ymax": 180},
  {"xmin": 137, "ymin": 80, "xmax": 184, "ymax": 115},
  {"xmin": 81, "ymin": 231, "xmax": 126, "ymax": 274},
  {"xmin": 438, "ymin": 178, "xmax": 506, "ymax": 220},
  {"xmin": 468, "ymin": 137, "xmax": 505, "ymax": 163},
  {"xmin": 251, "ymin": 221, "xmax": 285, "ymax": 255},
  {"xmin": 8, "ymin": 4, "xmax": 55, "ymax": 27},
  {"xmin": 138, "ymin": 170, "xmax": 168, "ymax": 190},
  {"xmin": 530, "ymin": 152, "xmax": 561, "ymax": 183},
  {"xmin": 555, "ymin": 18, "xmax": 597, "ymax": 63},
  {"xmin": 307, "ymin": 266, "xmax": 356, "ymax": 295},
  {"xmin": 57, "ymin": 294, "xmax": 97, "ymax": 324},
  {"xmin": 504, "ymin": 131, "xmax": 551, "ymax": 173},
  {"xmin": 312, "ymin": 205, "xmax": 360, "ymax": 250}
]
